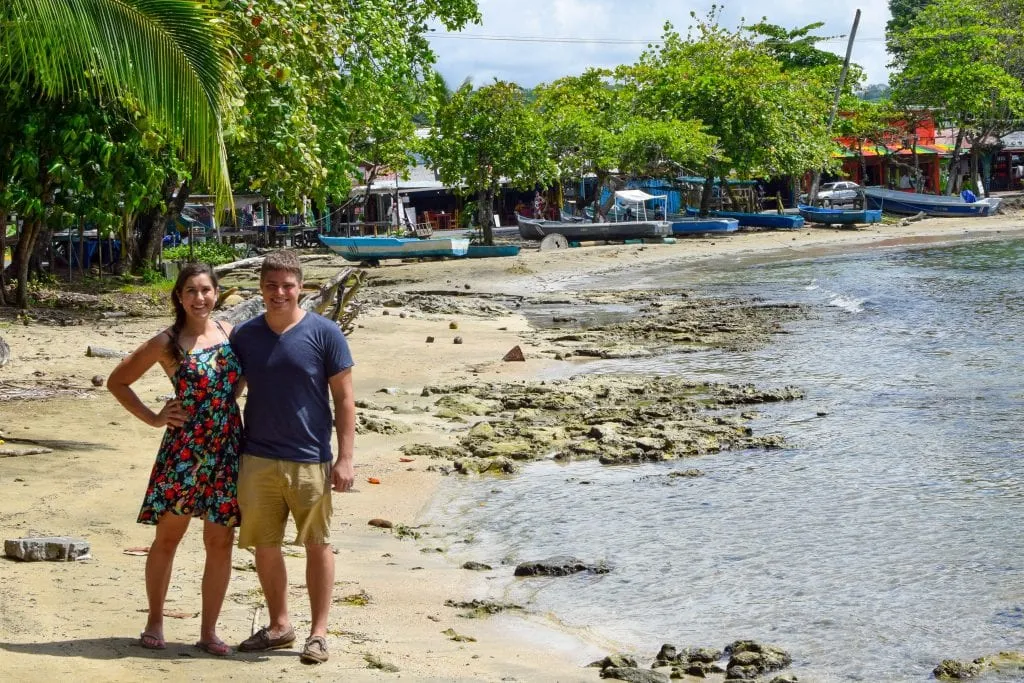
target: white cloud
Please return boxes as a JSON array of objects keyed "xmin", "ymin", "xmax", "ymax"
[{"xmin": 427, "ymin": 0, "xmax": 893, "ymax": 89}]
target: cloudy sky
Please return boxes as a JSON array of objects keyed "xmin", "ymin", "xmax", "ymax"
[{"xmin": 427, "ymin": 0, "xmax": 893, "ymax": 89}]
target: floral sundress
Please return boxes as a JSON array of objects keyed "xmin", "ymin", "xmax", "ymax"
[{"xmin": 138, "ymin": 331, "xmax": 243, "ymax": 527}]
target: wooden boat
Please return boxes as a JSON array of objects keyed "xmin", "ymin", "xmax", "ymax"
[
  {"xmin": 862, "ymin": 186, "xmax": 1002, "ymax": 217},
  {"xmin": 318, "ymin": 235, "xmax": 469, "ymax": 262},
  {"xmin": 464, "ymin": 244, "xmax": 521, "ymax": 258},
  {"xmin": 798, "ymin": 204, "xmax": 882, "ymax": 226},
  {"xmin": 685, "ymin": 207, "xmax": 804, "ymax": 229},
  {"xmin": 516, "ymin": 214, "xmax": 672, "ymax": 241},
  {"xmin": 669, "ymin": 216, "xmax": 739, "ymax": 234}
]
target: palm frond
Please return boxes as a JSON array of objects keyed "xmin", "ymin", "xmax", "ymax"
[{"xmin": 1, "ymin": 0, "xmax": 234, "ymax": 211}]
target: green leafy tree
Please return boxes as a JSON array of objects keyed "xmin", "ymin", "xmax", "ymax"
[
  {"xmin": 889, "ymin": 0, "xmax": 1024, "ymax": 194},
  {"xmin": 424, "ymin": 80, "xmax": 554, "ymax": 244},
  {"xmin": 624, "ymin": 12, "xmax": 837, "ymax": 213},
  {"xmin": 533, "ymin": 69, "xmax": 716, "ymax": 219}
]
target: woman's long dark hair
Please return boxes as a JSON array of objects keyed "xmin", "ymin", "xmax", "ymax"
[{"xmin": 169, "ymin": 262, "xmax": 219, "ymax": 364}]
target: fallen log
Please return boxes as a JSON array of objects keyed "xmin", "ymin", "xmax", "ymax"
[
  {"xmin": 86, "ymin": 345, "xmax": 128, "ymax": 359},
  {"xmin": 215, "ymin": 267, "xmax": 366, "ymax": 334},
  {"xmin": 213, "ymin": 256, "xmax": 264, "ymax": 276}
]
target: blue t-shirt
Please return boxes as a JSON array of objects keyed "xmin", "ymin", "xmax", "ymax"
[{"xmin": 231, "ymin": 312, "xmax": 354, "ymax": 463}]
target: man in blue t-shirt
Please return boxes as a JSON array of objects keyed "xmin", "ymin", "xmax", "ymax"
[{"xmin": 231, "ymin": 249, "xmax": 355, "ymax": 664}]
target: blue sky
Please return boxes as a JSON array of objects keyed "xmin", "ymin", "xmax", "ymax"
[{"xmin": 427, "ymin": 0, "xmax": 892, "ymax": 90}]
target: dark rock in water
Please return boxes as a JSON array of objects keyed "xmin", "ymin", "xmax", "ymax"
[
  {"xmin": 600, "ymin": 667, "xmax": 669, "ymax": 683},
  {"xmin": 682, "ymin": 647, "xmax": 723, "ymax": 664},
  {"xmin": 768, "ymin": 674, "xmax": 799, "ymax": 683},
  {"xmin": 654, "ymin": 644, "xmax": 678, "ymax": 664},
  {"xmin": 461, "ymin": 561, "xmax": 492, "ymax": 571},
  {"xmin": 514, "ymin": 555, "xmax": 610, "ymax": 576},
  {"xmin": 725, "ymin": 641, "xmax": 792, "ymax": 679},
  {"xmin": 589, "ymin": 654, "xmax": 638, "ymax": 669},
  {"xmin": 934, "ymin": 651, "xmax": 1024, "ymax": 679}
]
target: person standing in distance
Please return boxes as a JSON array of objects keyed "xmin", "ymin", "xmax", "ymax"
[{"xmin": 231, "ymin": 249, "xmax": 355, "ymax": 664}]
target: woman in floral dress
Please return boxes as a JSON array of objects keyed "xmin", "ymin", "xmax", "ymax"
[{"xmin": 108, "ymin": 262, "xmax": 243, "ymax": 656}]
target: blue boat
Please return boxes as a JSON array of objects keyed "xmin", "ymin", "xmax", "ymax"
[
  {"xmin": 862, "ymin": 186, "xmax": 1002, "ymax": 217},
  {"xmin": 685, "ymin": 207, "xmax": 804, "ymax": 229},
  {"xmin": 669, "ymin": 216, "xmax": 739, "ymax": 235},
  {"xmin": 464, "ymin": 244, "xmax": 521, "ymax": 258},
  {"xmin": 318, "ymin": 235, "xmax": 470, "ymax": 262},
  {"xmin": 797, "ymin": 204, "xmax": 882, "ymax": 226}
]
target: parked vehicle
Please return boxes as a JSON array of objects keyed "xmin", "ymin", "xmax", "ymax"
[{"xmin": 799, "ymin": 181, "xmax": 862, "ymax": 208}]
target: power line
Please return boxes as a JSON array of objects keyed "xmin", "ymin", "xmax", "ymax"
[{"xmin": 426, "ymin": 33, "xmax": 888, "ymax": 46}]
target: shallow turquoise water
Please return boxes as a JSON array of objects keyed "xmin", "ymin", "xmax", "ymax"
[{"xmin": 426, "ymin": 238, "xmax": 1024, "ymax": 682}]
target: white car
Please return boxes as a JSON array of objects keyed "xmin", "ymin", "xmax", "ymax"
[{"xmin": 800, "ymin": 181, "xmax": 862, "ymax": 208}]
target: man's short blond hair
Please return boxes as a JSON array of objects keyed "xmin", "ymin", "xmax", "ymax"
[{"xmin": 260, "ymin": 249, "xmax": 303, "ymax": 283}]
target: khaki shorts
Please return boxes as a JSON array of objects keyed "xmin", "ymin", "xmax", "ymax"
[{"xmin": 237, "ymin": 454, "xmax": 332, "ymax": 548}]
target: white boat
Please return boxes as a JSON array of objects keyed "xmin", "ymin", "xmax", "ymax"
[
  {"xmin": 318, "ymin": 235, "xmax": 470, "ymax": 262},
  {"xmin": 862, "ymin": 186, "xmax": 1002, "ymax": 217}
]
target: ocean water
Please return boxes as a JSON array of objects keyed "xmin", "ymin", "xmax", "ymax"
[{"xmin": 425, "ymin": 237, "xmax": 1024, "ymax": 682}]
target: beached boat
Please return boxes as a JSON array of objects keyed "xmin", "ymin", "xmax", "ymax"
[
  {"xmin": 862, "ymin": 186, "xmax": 1002, "ymax": 217},
  {"xmin": 685, "ymin": 207, "xmax": 805, "ymax": 229},
  {"xmin": 464, "ymin": 244, "xmax": 521, "ymax": 258},
  {"xmin": 798, "ymin": 204, "xmax": 882, "ymax": 226},
  {"xmin": 318, "ymin": 235, "xmax": 469, "ymax": 262},
  {"xmin": 516, "ymin": 215, "xmax": 672, "ymax": 241},
  {"xmin": 669, "ymin": 216, "xmax": 739, "ymax": 235}
]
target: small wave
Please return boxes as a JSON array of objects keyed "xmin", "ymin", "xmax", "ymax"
[{"xmin": 827, "ymin": 294, "xmax": 866, "ymax": 313}]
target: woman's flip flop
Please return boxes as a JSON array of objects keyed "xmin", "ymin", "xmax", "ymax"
[
  {"xmin": 195, "ymin": 640, "xmax": 232, "ymax": 656},
  {"xmin": 140, "ymin": 632, "xmax": 166, "ymax": 650}
]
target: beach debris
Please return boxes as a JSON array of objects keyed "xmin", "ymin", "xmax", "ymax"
[
  {"xmin": 0, "ymin": 446, "xmax": 54, "ymax": 457},
  {"xmin": 122, "ymin": 546, "xmax": 150, "ymax": 556},
  {"xmin": 460, "ymin": 561, "xmax": 492, "ymax": 571},
  {"xmin": 0, "ymin": 336, "xmax": 9, "ymax": 368},
  {"xmin": 364, "ymin": 653, "xmax": 401, "ymax": 672},
  {"xmin": 449, "ymin": 321, "xmax": 458, "ymax": 329},
  {"xmin": 453, "ymin": 336, "xmax": 463, "ymax": 344},
  {"xmin": 441, "ymin": 627, "xmax": 476, "ymax": 642},
  {"xmin": 4, "ymin": 536, "xmax": 90, "ymax": 561},
  {"xmin": 99, "ymin": 311, "xmax": 127, "ymax": 319},
  {"xmin": 398, "ymin": 457, "xmax": 414, "ymax": 463},
  {"xmin": 367, "ymin": 518, "xmax": 393, "ymax": 529},
  {"xmin": 337, "ymin": 589, "xmax": 371, "ymax": 606},
  {"xmin": 426, "ymin": 336, "xmax": 435, "ymax": 343},
  {"xmin": 85, "ymin": 345, "xmax": 127, "ymax": 359},
  {"xmin": 90, "ymin": 375, "xmax": 105, "ymax": 387},
  {"xmin": 444, "ymin": 598, "xmax": 522, "ymax": 618},
  {"xmin": 513, "ymin": 556, "xmax": 610, "ymax": 577},
  {"xmin": 366, "ymin": 477, "xmax": 381, "ymax": 484},
  {"xmin": 502, "ymin": 345, "xmax": 525, "ymax": 362},
  {"xmin": 539, "ymin": 233, "xmax": 569, "ymax": 251},
  {"xmin": 163, "ymin": 610, "xmax": 198, "ymax": 619}
]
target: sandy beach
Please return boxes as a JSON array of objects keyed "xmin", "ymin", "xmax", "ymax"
[{"xmin": 2, "ymin": 213, "xmax": 1023, "ymax": 682}]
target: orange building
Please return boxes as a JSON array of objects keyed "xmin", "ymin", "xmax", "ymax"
[{"xmin": 833, "ymin": 115, "xmax": 951, "ymax": 193}]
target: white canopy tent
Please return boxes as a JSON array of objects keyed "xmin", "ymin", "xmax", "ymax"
[{"xmin": 613, "ymin": 189, "xmax": 668, "ymax": 220}]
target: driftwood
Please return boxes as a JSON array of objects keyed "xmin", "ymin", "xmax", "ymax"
[
  {"xmin": 214, "ymin": 267, "xmax": 365, "ymax": 334},
  {"xmin": 900, "ymin": 211, "xmax": 927, "ymax": 224},
  {"xmin": 0, "ymin": 446, "xmax": 54, "ymax": 458},
  {"xmin": 85, "ymin": 345, "xmax": 128, "ymax": 359},
  {"xmin": 213, "ymin": 256, "xmax": 264, "ymax": 276}
]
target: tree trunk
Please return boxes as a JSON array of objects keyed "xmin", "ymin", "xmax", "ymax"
[
  {"xmin": 14, "ymin": 218, "xmax": 41, "ymax": 308},
  {"xmin": 699, "ymin": 170, "xmax": 715, "ymax": 215},
  {"xmin": 476, "ymin": 187, "xmax": 495, "ymax": 245},
  {"xmin": 947, "ymin": 128, "xmax": 966, "ymax": 195},
  {"xmin": 0, "ymin": 209, "xmax": 8, "ymax": 305}
]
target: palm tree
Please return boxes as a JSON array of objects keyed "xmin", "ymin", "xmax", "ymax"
[{"xmin": 1, "ymin": 0, "xmax": 233, "ymax": 209}]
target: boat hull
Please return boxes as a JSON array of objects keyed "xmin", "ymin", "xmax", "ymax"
[
  {"xmin": 464, "ymin": 245, "xmax": 521, "ymax": 258},
  {"xmin": 685, "ymin": 207, "xmax": 804, "ymax": 229},
  {"xmin": 516, "ymin": 215, "xmax": 672, "ymax": 241},
  {"xmin": 669, "ymin": 217, "xmax": 739, "ymax": 234},
  {"xmin": 318, "ymin": 235, "xmax": 470, "ymax": 261},
  {"xmin": 798, "ymin": 204, "xmax": 882, "ymax": 225},
  {"xmin": 862, "ymin": 187, "xmax": 1002, "ymax": 216}
]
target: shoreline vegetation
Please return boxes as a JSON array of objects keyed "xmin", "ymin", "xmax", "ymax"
[{"xmin": 2, "ymin": 214, "xmax": 1024, "ymax": 681}]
